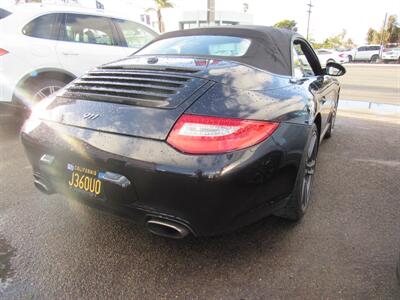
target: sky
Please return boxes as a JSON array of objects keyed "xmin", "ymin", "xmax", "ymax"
[
  {"xmin": 161, "ymin": 0, "xmax": 399, "ymax": 44},
  {"xmin": 104, "ymin": 0, "xmax": 400, "ymax": 45},
  {"xmin": 2, "ymin": 0, "xmax": 399, "ymax": 44}
]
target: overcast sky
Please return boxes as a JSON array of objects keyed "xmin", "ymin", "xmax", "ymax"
[
  {"xmin": 3, "ymin": 0, "xmax": 399, "ymax": 44},
  {"xmin": 167, "ymin": 0, "xmax": 399, "ymax": 44},
  {"xmin": 102, "ymin": 0, "xmax": 399, "ymax": 44}
]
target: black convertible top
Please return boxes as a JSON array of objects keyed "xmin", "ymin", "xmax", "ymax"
[{"xmin": 146, "ymin": 26, "xmax": 301, "ymax": 76}]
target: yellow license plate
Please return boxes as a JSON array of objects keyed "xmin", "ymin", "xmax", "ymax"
[{"xmin": 67, "ymin": 163, "xmax": 102, "ymax": 196}]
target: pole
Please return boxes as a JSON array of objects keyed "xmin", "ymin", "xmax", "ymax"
[
  {"xmin": 379, "ymin": 13, "xmax": 388, "ymax": 59},
  {"xmin": 306, "ymin": 0, "xmax": 313, "ymax": 40},
  {"xmin": 207, "ymin": 0, "xmax": 215, "ymax": 26}
]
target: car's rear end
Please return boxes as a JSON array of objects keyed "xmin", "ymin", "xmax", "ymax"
[
  {"xmin": 382, "ymin": 48, "xmax": 400, "ymax": 63},
  {"xmin": 336, "ymin": 52, "xmax": 349, "ymax": 64},
  {"xmin": 0, "ymin": 6, "xmax": 14, "ymax": 105},
  {"xmin": 21, "ymin": 56, "xmax": 310, "ymax": 237}
]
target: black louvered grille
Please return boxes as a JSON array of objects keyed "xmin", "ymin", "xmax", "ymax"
[{"xmin": 59, "ymin": 67, "xmax": 204, "ymax": 108}]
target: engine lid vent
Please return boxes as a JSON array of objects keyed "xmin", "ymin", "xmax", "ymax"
[{"xmin": 58, "ymin": 67, "xmax": 206, "ymax": 109}]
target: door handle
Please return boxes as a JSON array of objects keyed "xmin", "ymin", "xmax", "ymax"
[{"xmin": 62, "ymin": 52, "xmax": 79, "ymax": 56}]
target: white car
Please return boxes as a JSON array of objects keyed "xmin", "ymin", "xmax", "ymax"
[
  {"xmin": 382, "ymin": 48, "xmax": 400, "ymax": 63},
  {"xmin": 314, "ymin": 49, "xmax": 348, "ymax": 67},
  {"xmin": 351, "ymin": 44, "xmax": 382, "ymax": 63},
  {"xmin": 0, "ymin": 4, "xmax": 157, "ymax": 111}
]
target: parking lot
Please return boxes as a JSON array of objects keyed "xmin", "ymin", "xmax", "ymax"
[{"xmin": 0, "ymin": 65, "xmax": 399, "ymax": 299}]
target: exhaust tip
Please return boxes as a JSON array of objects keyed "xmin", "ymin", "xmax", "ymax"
[
  {"xmin": 146, "ymin": 218, "xmax": 190, "ymax": 239},
  {"xmin": 33, "ymin": 176, "xmax": 54, "ymax": 195}
]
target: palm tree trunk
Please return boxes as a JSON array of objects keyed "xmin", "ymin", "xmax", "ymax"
[{"xmin": 157, "ymin": 9, "xmax": 164, "ymax": 33}]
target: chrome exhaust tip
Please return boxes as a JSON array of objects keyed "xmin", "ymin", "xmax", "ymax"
[
  {"xmin": 146, "ymin": 218, "xmax": 190, "ymax": 239},
  {"xmin": 33, "ymin": 174, "xmax": 54, "ymax": 195}
]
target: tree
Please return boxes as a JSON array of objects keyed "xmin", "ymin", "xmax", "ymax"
[
  {"xmin": 147, "ymin": 0, "xmax": 174, "ymax": 33},
  {"xmin": 365, "ymin": 14, "xmax": 400, "ymax": 45},
  {"xmin": 367, "ymin": 28, "xmax": 377, "ymax": 44},
  {"xmin": 273, "ymin": 19, "xmax": 297, "ymax": 32},
  {"xmin": 310, "ymin": 30, "xmax": 355, "ymax": 49},
  {"xmin": 386, "ymin": 15, "xmax": 400, "ymax": 43}
]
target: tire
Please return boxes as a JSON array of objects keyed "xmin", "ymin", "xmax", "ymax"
[
  {"xmin": 327, "ymin": 59, "xmax": 335, "ymax": 64},
  {"xmin": 324, "ymin": 101, "xmax": 338, "ymax": 139},
  {"xmin": 26, "ymin": 78, "xmax": 66, "ymax": 107},
  {"xmin": 274, "ymin": 123, "xmax": 319, "ymax": 221},
  {"xmin": 397, "ymin": 253, "xmax": 400, "ymax": 285},
  {"xmin": 370, "ymin": 54, "xmax": 379, "ymax": 63}
]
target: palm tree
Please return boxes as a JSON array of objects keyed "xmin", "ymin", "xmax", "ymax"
[{"xmin": 147, "ymin": 0, "xmax": 174, "ymax": 33}]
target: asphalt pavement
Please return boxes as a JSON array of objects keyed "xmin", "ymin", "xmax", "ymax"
[
  {"xmin": 338, "ymin": 64, "xmax": 400, "ymax": 105},
  {"xmin": 0, "ymin": 65, "xmax": 400, "ymax": 299}
]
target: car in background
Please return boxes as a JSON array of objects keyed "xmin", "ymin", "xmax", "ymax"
[
  {"xmin": 351, "ymin": 44, "xmax": 382, "ymax": 63},
  {"xmin": 382, "ymin": 47, "xmax": 400, "ymax": 63},
  {"xmin": 0, "ymin": 4, "xmax": 157, "ymax": 112},
  {"xmin": 315, "ymin": 49, "xmax": 348, "ymax": 67}
]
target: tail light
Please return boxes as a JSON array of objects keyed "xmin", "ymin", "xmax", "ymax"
[
  {"xmin": 339, "ymin": 53, "xmax": 345, "ymax": 58},
  {"xmin": 0, "ymin": 48, "xmax": 8, "ymax": 56},
  {"xmin": 167, "ymin": 114, "xmax": 279, "ymax": 154}
]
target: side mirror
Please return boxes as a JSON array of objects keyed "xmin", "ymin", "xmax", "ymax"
[{"xmin": 325, "ymin": 62, "xmax": 346, "ymax": 76}]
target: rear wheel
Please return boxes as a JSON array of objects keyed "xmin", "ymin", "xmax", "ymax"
[
  {"xmin": 324, "ymin": 101, "xmax": 338, "ymax": 139},
  {"xmin": 29, "ymin": 79, "xmax": 66, "ymax": 104},
  {"xmin": 370, "ymin": 54, "xmax": 379, "ymax": 63},
  {"xmin": 25, "ymin": 78, "xmax": 65, "ymax": 108},
  {"xmin": 275, "ymin": 124, "xmax": 319, "ymax": 221}
]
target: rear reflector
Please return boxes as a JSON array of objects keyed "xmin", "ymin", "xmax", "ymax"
[
  {"xmin": 0, "ymin": 48, "xmax": 8, "ymax": 56},
  {"xmin": 167, "ymin": 114, "xmax": 279, "ymax": 154}
]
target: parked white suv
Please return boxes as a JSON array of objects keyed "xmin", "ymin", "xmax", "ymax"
[
  {"xmin": 0, "ymin": 4, "xmax": 157, "ymax": 111},
  {"xmin": 350, "ymin": 45, "xmax": 382, "ymax": 63}
]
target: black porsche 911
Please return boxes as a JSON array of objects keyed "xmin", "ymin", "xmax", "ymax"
[{"xmin": 21, "ymin": 26, "xmax": 345, "ymax": 238}]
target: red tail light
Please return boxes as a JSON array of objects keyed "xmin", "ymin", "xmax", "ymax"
[
  {"xmin": 339, "ymin": 53, "xmax": 345, "ymax": 58},
  {"xmin": 167, "ymin": 114, "xmax": 279, "ymax": 154},
  {"xmin": 0, "ymin": 48, "xmax": 8, "ymax": 56}
]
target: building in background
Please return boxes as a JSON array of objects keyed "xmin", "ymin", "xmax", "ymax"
[{"xmin": 178, "ymin": 10, "xmax": 253, "ymax": 30}]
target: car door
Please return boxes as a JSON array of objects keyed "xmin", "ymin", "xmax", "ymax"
[
  {"xmin": 55, "ymin": 13, "xmax": 127, "ymax": 77},
  {"xmin": 293, "ymin": 39, "xmax": 338, "ymax": 136},
  {"xmin": 354, "ymin": 46, "xmax": 365, "ymax": 61},
  {"xmin": 112, "ymin": 18, "xmax": 157, "ymax": 56}
]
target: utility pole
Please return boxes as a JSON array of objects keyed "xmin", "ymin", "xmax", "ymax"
[
  {"xmin": 207, "ymin": 0, "xmax": 215, "ymax": 26},
  {"xmin": 379, "ymin": 13, "xmax": 388, "ymax": 59},
  {"xmin": 306, "ymin": 0, "xmax": 313, "ymax": 40}
]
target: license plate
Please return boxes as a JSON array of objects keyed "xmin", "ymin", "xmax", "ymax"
[{"xmin": 67, "ymin": 163, "xmax": 103, "ymax": 197}]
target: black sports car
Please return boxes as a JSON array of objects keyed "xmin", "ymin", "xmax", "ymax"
[{"xmin": 21, "ymin": 26, "xmax": 345, "ymax": 238}]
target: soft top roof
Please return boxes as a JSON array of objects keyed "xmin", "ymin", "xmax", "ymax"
[{"xmin": 147, "ymin": 25, "xmax": 301, "ymax": 76}]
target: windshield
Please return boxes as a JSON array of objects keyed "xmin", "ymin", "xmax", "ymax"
[{"xmin": 136, "ymin": 35, "xmax": 251, "ymax": 57}]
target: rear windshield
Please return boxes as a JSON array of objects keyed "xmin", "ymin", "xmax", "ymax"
[
  {"xmin": 0, "ymin": 8, "xmax": 12, "ymax": 20},
  {"xmin": 136, "ymin": 35, "xmax": 251, "ymax": 57}
]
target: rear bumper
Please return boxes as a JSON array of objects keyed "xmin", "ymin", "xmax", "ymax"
[{"xmin": 21, "ymin": 119, "xmax": 309, "ymax": 236}]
